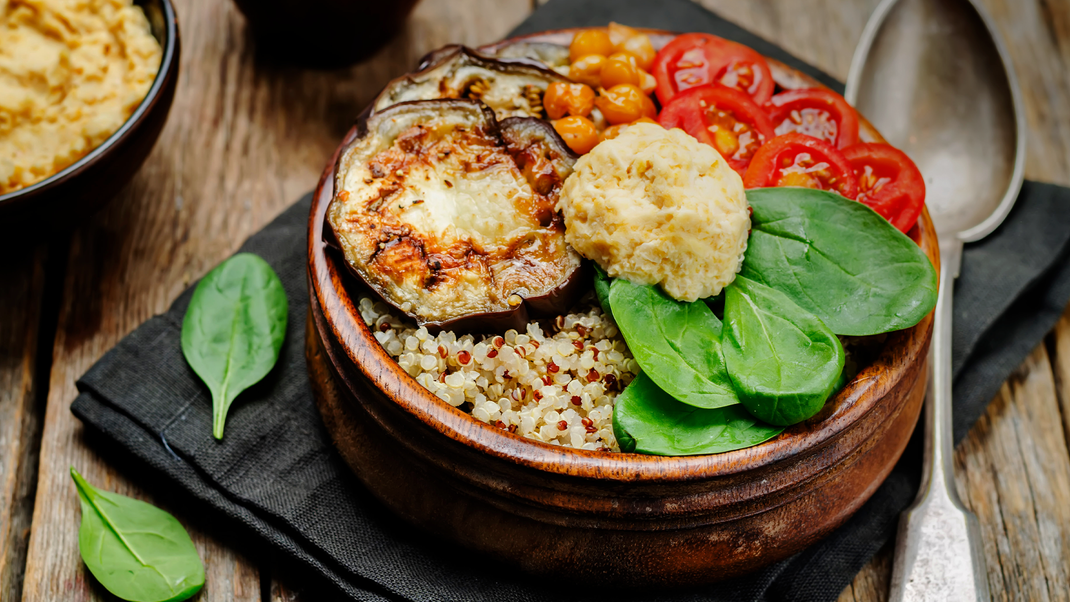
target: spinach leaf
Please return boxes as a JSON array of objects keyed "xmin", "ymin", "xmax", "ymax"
[
  {"xmin": 613, "ymin": 373, "xmax": 783, "ymax": 455},
  {"xmin": 71, "ymin": 468, "xmax": 204, "ymax": 602},
  {"xmin": 609, "ymin": 277, "xmax": 738, "ymax": 409},
  {"xmin": 742, "ymin": 187, "xmax": 937, "ymax": 336},
  {"xmin": 181, "ymin": 252, "xmax": 288, "ymax": 439},
  {"xmin": 722, "ymin": 275, "xmax": 845, "ymax": 426},
  {"xmin": 592, "ymin": 263, "xmax": 613, "ymax": 320}
]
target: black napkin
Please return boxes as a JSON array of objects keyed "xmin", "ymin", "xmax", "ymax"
[{"xmin": 72, "ymin": 0, "xmax": 1070, "ymax": 600}]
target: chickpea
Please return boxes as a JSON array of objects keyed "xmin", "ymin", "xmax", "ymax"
[
  {"xmin": 544, "ymin": 82, "xmax": 596, "ymax": 120},
  {"xmin": 568, "ymin": 54, "xmax": 607, "ymax": 88},
  {"xmin": 553, "ymin": 116, "xmax": 600, "ymax": 155},
  {"xmin": 594, "ymin": 84, "xmax": 657, "ymax": 125},
  {"xmin": 599, "ymin": 52, "xmax": 641, "ymax": 89},
  {"xmin": 638, "ymin": 69, "xmax": 658, "ymax": 95},
  {"xmin": 600, "ymin": 117, "xmax": 659, "ymax": 142},
  {"xmin": 619, "ymin": 34, "xmax": 656, "ymax": 71},
  {"xmin": 569, "ymin": 29, "xmax": 614, "ymax": 63},
  {"xmin": 607, "ymin": 22, "xmax": 640, "ymax": 48}
]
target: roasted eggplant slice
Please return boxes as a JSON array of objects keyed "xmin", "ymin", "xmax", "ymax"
[
  {"xmin": 374, "ymin": 46, "xmax": 570, "ymax": 120},
  {"xmin": 327, "ymin": 99, "xmax": 585, "ymax": 332},
  {"xmin": 479, "ymin": 40, "xmax": 571, "ymax": 72}
]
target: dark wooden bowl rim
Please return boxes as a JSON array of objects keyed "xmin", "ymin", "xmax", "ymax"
[
  {"xmin": 0, "ymin": 0, "xmax": 179, "ymax": 209},
  {"xmin": 308, "ymin": 27, "xmax": 940, "ymax": 483}
]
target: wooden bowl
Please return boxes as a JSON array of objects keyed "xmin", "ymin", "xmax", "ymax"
[
  {"xmin": 306, "ymin": 29, "xmax": 938, "ymax": 586},
  {"xmin": 0, "ymin": 0, "xmax": 180, "ymax": 240}
]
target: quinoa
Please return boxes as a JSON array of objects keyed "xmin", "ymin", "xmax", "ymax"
[{"xmin": 358, "ymin": 297, "xmax": 639, "ymax": 451}]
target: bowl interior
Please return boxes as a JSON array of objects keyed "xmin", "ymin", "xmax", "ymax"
[
  {"xmin": 308, "ymin": 28, "xmax": 940, "ymax": 482},
  {"xmin": 0, "ymin": 0, "xmax": 178, "ymax": 207}
]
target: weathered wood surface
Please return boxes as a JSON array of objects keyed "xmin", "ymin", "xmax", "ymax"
[
  {"xmin": 4, "ymin": 0, "xmax": 1070, "ymax": 600},
  {"xmin": 0, "ymin": 245, "xmax": 46, "ymax": 602}
]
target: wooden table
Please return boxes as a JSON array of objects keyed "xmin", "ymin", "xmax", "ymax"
[{"xmin": 2, "ymin": 0, "xmax": 1069, "ymax": 599}]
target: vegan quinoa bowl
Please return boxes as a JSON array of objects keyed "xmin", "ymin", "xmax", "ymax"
[{"xmin": 307, "ymin": 27, "xmax": 939, "ymax": 585}]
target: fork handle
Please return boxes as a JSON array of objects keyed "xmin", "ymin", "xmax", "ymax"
[{"xmin": 888, "ymin": 238, "xmax": 990, "ymax": 602}]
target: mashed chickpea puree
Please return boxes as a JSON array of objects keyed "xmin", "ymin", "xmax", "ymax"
[{"xmin": 0, "ymin": 0, "xmax": 161, "ymax": 195}]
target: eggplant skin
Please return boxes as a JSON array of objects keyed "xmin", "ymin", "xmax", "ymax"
[
  {"xmin": 374, "ymin": 46, "xmax": 570, "ymax": 120},
  {"xmin": 478, "ymin": 40, "xmax": 571, "ymax": 70},
  {"xmin": 327, "ymin": 99, "xmax": 585, "ymax": 333}
]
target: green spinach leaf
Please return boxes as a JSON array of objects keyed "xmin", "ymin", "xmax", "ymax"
[
  {"xmin": 722, "ymin": 275, "xmax": 845, "ymax": 426},
  {"xmin": 71, "ymin": 468, "xmax": 204, "ymax": 602},
  {"xmin": 592, "ymin": 263, "xmax": 613, "ymax": 320},
  {"xmin": 181, "ymin": 252, "xmax": 288, "ymax": 439},
  {"xmin": 613, "ymin": 373, "xmax": 783, "ymax": 455},
  {"xmin": 742, "ymin": 187, "xmax": 937, "ymax": 336},
  {"xmin": 609, "ymin": 277, "xmax": 738, "ymax": 409}
]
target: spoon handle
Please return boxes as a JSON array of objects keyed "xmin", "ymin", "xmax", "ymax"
[{"xmin": 889, "ymin": 239, "xmax": 990, "ymax": 602}]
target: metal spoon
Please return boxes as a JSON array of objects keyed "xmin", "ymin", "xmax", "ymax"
[{"xmin": 845, "ymin": 0, "xmax": 1025, "ymax": 600}]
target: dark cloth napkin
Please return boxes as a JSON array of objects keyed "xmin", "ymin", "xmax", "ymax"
[{"xmin": 71, "ymin": 0, "xmax": 1070, "ymax": 600}]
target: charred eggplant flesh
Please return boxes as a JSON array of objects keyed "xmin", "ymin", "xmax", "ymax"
[{"xmin": 328, "ymin": 99, "xmax": 584, "ymax": 332}]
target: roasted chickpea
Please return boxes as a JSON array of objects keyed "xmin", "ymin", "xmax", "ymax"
[
  {"xmin": 599, "ymin": 52, "xmax": 641, "ymax": 89},
  {"xmin": 553, "ymin": 116, "xmax": 600, "ymax": 155},
  {"xmin": 569, "ymin": 29, "xmax": 614, "ymax": 62},
  {"xmin": 619, "ymin": 34, "xmax": 656, "ymax": 71},
  {"xmin": 600, "ymin": 117, "xmax": 659, "ymax": 141},
  {"xmin": 607, "ymin": 22, "xmax": 640, "ymax": 48},
  {"xmin": 594, "ymin": 84, "xmax": 657, "ymax": 125},
  {"xmin": 544, "ymin": 82, "xmax": 596, "ymax": 120},
  {"xmin": 600, "ymin": 123, "xmax": 628, "ymax": 142},
  {"xmin": 638, "ymin": 69, "xmax": 658, "ymax": 95},
  {"xmin": 568, "ymin": 54, "xmax": 606, "ymax": 88}
]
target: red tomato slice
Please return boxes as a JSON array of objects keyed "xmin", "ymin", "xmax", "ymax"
[
  {"xmin": 743, "ymin": 132, "xmax": 859, "ymax": 198},
  {"xmin": 658, "ymin": 84, "xmax": 776, "ymax": 176},
  {"xmin": 842, "ymin": 143, "xmax": 926, "ymax": 233},
  {"xmin": 764, "ymin": 88, "xmax": 860, "ymax": 149},
  {"xmin": 652, "ymin": 33, "xmax": 775, "ymax": 106}
]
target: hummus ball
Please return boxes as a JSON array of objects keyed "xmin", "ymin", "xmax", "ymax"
[{"xmin": 557, "ymin": 123, "xmax": 750, "ymax": 302}]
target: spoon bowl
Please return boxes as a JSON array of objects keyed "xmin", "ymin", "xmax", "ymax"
[{"xmin": 846, "ymin": 0, "xmax": 1025, "ymax": 240}]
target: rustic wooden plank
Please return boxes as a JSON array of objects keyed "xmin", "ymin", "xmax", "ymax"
[
  {"xmin": 17, "ymin": 0, "xmax": 532, "ymax": 598},
  {"xmin": 697, "ymin": 0, "xmax": 881, "ymax": 82},
  {"xmin": 1051, "ymin": 306, "xmax": 1070, "ymax": 503},
  {"xmin": 954, "ymin": 346, "xmax": 1070, "ymax": 601},
  {"xmin": 0, "ymin": 247, "xmax": 47, "ymax": 602}
]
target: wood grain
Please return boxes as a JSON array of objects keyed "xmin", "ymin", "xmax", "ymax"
[
  {"xmin": 7, "ymin": 0, "xmax": 1070, "ymax": 600},
  {"xmin": 954, "ymin": 346, "xmax": 1070, "ymax": 601},
  {"xmin": 0, "ymin": 247, "xmax": 46, "ymax": 602}
]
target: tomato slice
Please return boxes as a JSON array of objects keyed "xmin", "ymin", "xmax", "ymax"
[
  {"xmin": 652, "ymin": 33, "xmax": 775, "ymax": 106},
  {"xmin": 764, "ymin": 88, "xmax": 860, "ymax": 149},
  {"xmin": 658, "ymin": 84, "xmax": 775, "ymax": 176},
  {"xmin": 842, "ymin": 143, "xmax": 926, "ymax": 233},
  {"xmin": 743, "ymin": 132, "xmax": 859, "ymax": 198}
]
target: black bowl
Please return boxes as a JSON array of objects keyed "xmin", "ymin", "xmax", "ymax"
[
  {"xmin": 231, "ymin": 0, "xmax": 420, "ymax": 67},
  {"xmin": 0, "ymin": 0, "xmax": 180, "ymax": 237}
]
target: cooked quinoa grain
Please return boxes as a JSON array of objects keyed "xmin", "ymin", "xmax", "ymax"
[{"xmin": 358, "ymin": 297, "xmax": 638, "ymax": 451}]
